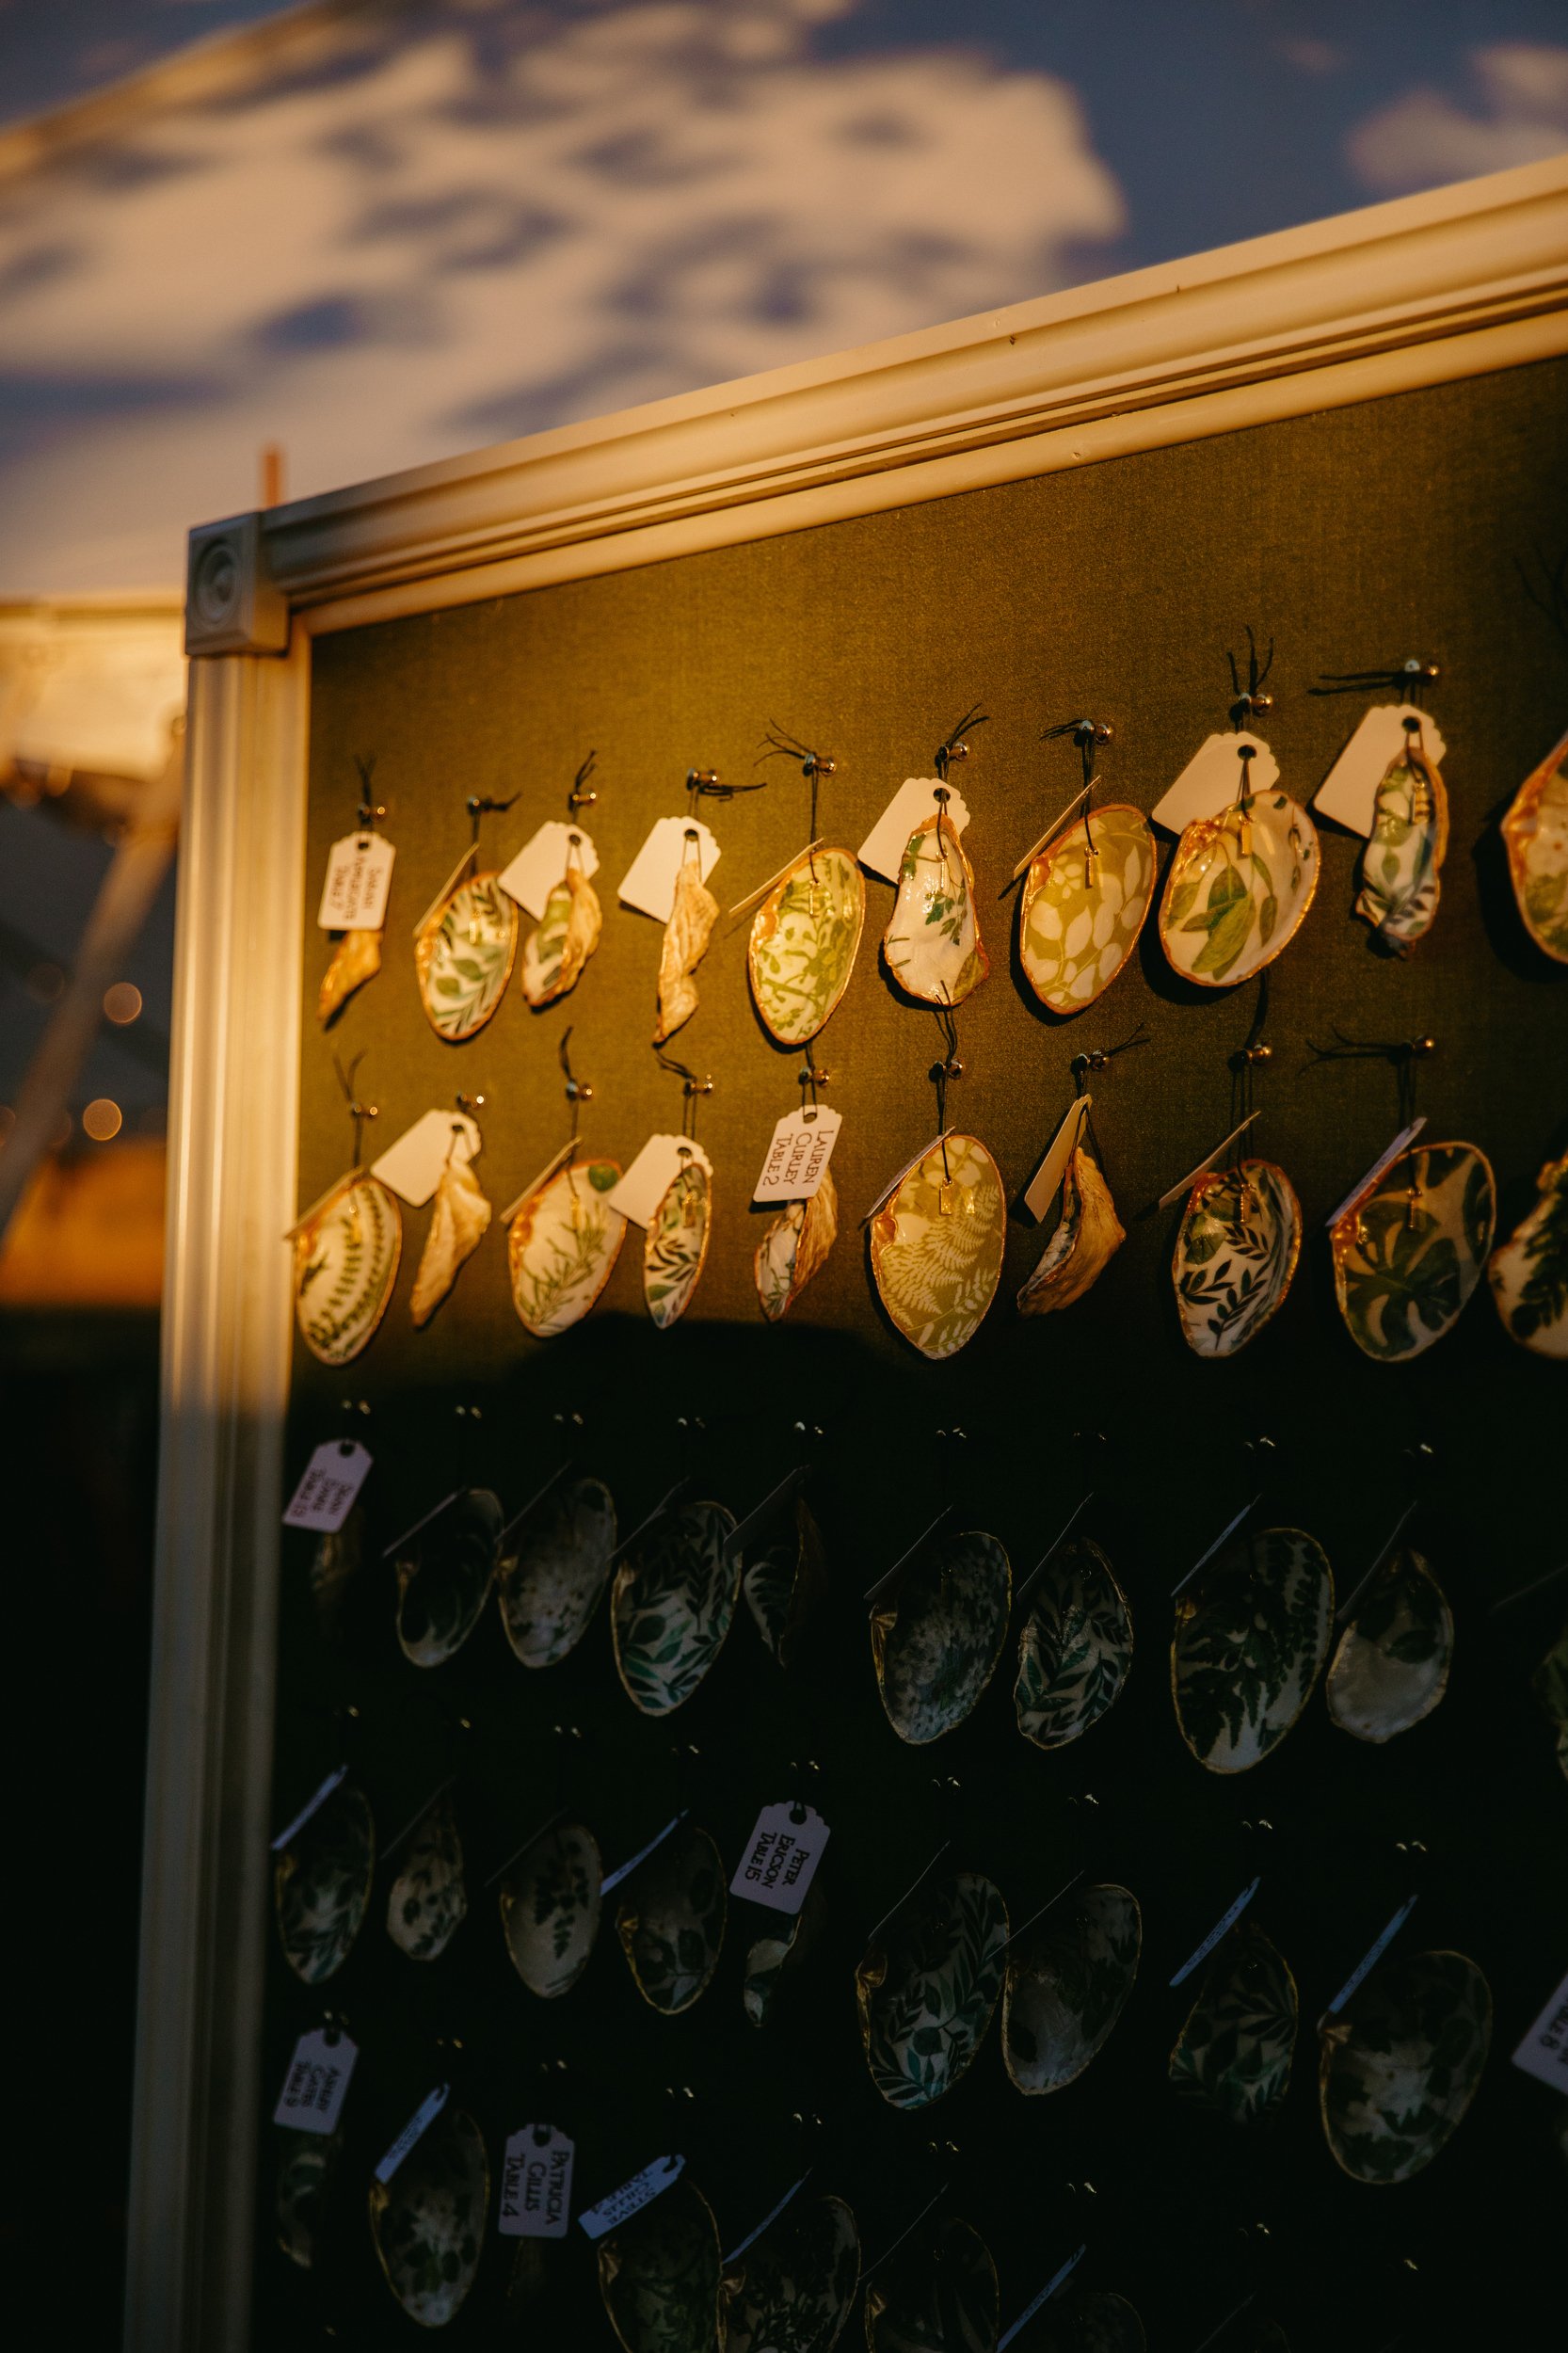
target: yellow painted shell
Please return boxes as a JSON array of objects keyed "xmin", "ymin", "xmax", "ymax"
[
  {"xmin": 1018, "ymin": 804, "xmax": 1156, "ymax": 1013},
  {"xmin": 1502, "ymin": 725, "xmax": 1568, "ymax": 962},
  {"xmin": 293, "ymin": 1173, "xmax": 401, "ymax": 1367},
  {"xmin": 415, "ymin": 871, "xmax": 518, "ymax": 1041},
  {"xmin": 747, "ymin": 845, "xmax": 865, "ymax": 1044},
  {"xmin": 1160, "ymin": 790, "xmax": 1319, "ymax": 987},
  {"xmin": 1488, "ymin": 1152, "xmax": 1568, "ymax": 1359},
  {"xmin": 1331, "ymin": 1142, "xmax": 1495, "ymax": 1363},
  {"xmin": 870, "ymin": 1132, "xmax": 1006, "ymax": 1359},
  {"xmin": 508, "ymin": 1157, "xmax": 626, "ymax": 1337}
]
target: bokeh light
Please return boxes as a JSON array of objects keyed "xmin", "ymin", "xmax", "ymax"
[
  {"xmin": 83, "ymin": 1097, "xmax": 123, "ymax": 1141},
  {"xmin": 104, "ymin": 982, "xmax": 143, "ymax": 1024}
]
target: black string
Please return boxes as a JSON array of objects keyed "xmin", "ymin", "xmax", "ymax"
[
  {"xmin": 1228, "ymin": 974, "xmax": 1271, "ymax": 1157},
  {"xmin": 1069, "ymin": 1022, "xmax": 1147, "ymax": 1172},
  {"xmin": 757, "ymin": 726, "xmax": 835, "ymax": 872},
  {"xmin": 656, "ymin": 1050, "xmax": 712, "ymax": 1140},
  {"xmin": 1226, "ymin": 625, "xmax": 1274, "ymax": 722},
  {"xmin": 1041, "ymin": 717, "xmax": 1106, "ymax": 874},
  {"xmin": 1305, "ymin": 1026, "xmax": 1434, "ymax": 1128},
  {"xmin": 1311, "ymin": 659, "xmax": 1440, "ymax": 706},
  {"xmin": 352, "ymin": 753, "xmax": 379, "ymax": 828},
  {"xmin": 332, "ymin": 1050, "xmax": 374, "ymax": 1164},
  {"xmin": 1517, "ymin": 543, "xmax": 1568, "ymax": 645},
  {"xmin": 466, "ymin": 791, "xmax": 518, "ymax": 842},
  {"xmin": 934, "ymin": 704, "xmax": 989, "ymax": 782},
  {"xmin": 559, "ymin": 1028, "xmax": 591, "ymax": 1141},
  {"xmin": 930, "ymin": 1001, "xmax": 962, "ymax": 1179}
]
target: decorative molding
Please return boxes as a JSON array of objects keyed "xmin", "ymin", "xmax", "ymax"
[{"xmin": 185, "ymin": 514, "xmax": 290, "ymax": 657}]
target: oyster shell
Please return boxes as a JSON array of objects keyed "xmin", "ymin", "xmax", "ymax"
[
  {"xmin": 1320, "ymin": 1949, "xmax": 1491, "ymax": 2185},
  {"xmin": 1016, "ymin": 1144, "xmax": 1124, "ymax": 1315},
  {"xmin": 1326, "ymin": 1547, "xmax": 1452, "ymax": 1742},
  {"xmin": 870, "ymin": 1132, "xmax": 1006, "ymax": 1360},
  {"xmin": 1173, "ymin": 1159, "xmax": 1301, "ymax": 1357},
  {"xmin": 612, "ymin": 1498, "xmax": 740, "ymax": 1716},
  {"xmin": 293, "ymin": 1172, "xmax": 401, "ymax": 1367},
  {"xmin": 719, "ymin": 2189, "xmax": 859, "ymax": 2353},
  {"xmin": 369, "ymin": 2105, "xmax": 488, "ymax": 2326},
  {"xmin": 744, "ymin": 1880, "xmax": 826, "ymax": 2028},
  {"xmin": 500, "ymin": 1817, "xmax": 603, "ymax": 1998},
  {"xmin": 616, "ymin": 1823, "xmax": 726, "ymax": 2013},
  {"xmin": 317, "ymin": 925, "xmax": 380, "ymax": 1023},
  {"xmin": 1332, "ymin": 1141, "xmax": 1495, "ymax": 1363},
  {"xmin": 1002, "ymin": 1881, "xmax": 1141, "ymax": 2094},
  {"xmin": 508, "ymin": 1156, "xmax": 626, "ymax": 1337},
  {"xmin": 274, "ymin": 1778, "xmax": 375, "ymax": 1985},
  {"xmin": 1354, "ymin": 738, "xmax": 1448, "ymax": 952},
  {"xmin": 497, "ymin": 1472, "xmax": 617, "ymax": 1669},
  {"xmin": 308, "ymin": 1504, "xmax": 361, "ymax": 1641},
  {"xmin": 872, "ymin": 1529, "xmax": 1012, "ymax": 1744},
  {"xmin": 1488, "ymin": 1152, "xmax": 1568, "ymax": 1359},
  {"xmin": 654, "ymin": 855, "xmax": 719, "ymax": 1044},
  {"xmin": 863, "ymin": 2214, "xmax": 997, "ymax": 2353},
  {"xmin": 744, "ymin": 1497, "xmax": 828, "ymax": 1667},
  {"xmin": 1172, "ymin": 1527, "xmax": 1333, "ymax": 1774},
  {"xmin": 600, "ymin": 2180, "xmax": 722, "ymax": 2353},
  {"xmin": 1533, "ymin": 1612, "xmax": 1568, "ymax": 1782},
  {"xmin": 416, "ymin": 870, "xmax": 517, "ymax": 1041},
  {"xmin": 881, "ymin": 808, "xmax": 989, "ymax": 1006},
  {"xmin": 645, "ymin": 1155, "xmax": 712, "ymax": 1329},
  {"xmin": 857, "ymin": 1869, "xmax": 1008, "ymax": 2109},
  {"xmin": 409, "ymin": 1150, "xmax": 491, "ymax": 1325},
  {"xmin": 521, "ymin": 861, "xmax": 601, "ymax": 1007},
  {"xmin": 276, "ymin": 2126, "xmax": 342, "ymax": 2269},
  {"xmin": 1159, "ymin": 790, "xmax": 1319, "ymax": 987},
  {"xmin": 1169, "ymin": 1920, "xmax": 1297, "ymax": 2124},
  {"xmin": 1019, "ymin": 803, "xmax": 1156, "ymax": 1014},
  {"xmin": 1039, "ymin": 2292, "xmax": 1146, "ymax": 2353},
  {"xmin": 1015, "ymin": 1537, "xmax": 1133, "ymax": 1751},
  {"xmin": 395, "ymin": 1486, "xmax": 503, "ymax": 1668},
  {"xmin": 748, "ymin": 845, "xmax": 865, "ymax": 1044},
  {"xmin": 387, "ymin": 1786, "xmax": 467, "ymax": 1961},
  {"xmin": 756, "ymin": 1167, "xmax": 839, "ymax": 1321},
  {"xmin": 1502, "ymin": 724, "xmax": 1568, "ymax": 962}
]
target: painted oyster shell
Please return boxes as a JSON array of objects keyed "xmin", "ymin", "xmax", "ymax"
[
  {"xmin": 395, "ymin": 1486, "xmax": 503, "ymax": 1668},
  {"xmin": 872, "ymin": 1530, "xmax": 1012, "ymax": 1743},
  {"xmin": 1039, "ymin": 2293, "xmax": 1146, "ymax": 2353},
  {"xmin": 744, "ymin": 1497, "xmax": 828, "ymax": 1667},
  {"xmin": 645, "ymin": 1156, "xmax": 712, "ymax": 1328},
  {"xmin": 1002, "ymin": 1881, "xmax": 1141, "ymax": 2094},
  {"xmin": 1488, "ymin": 1152, "xmax": 1568, "ymax": 1359},
  {"xmin": 293, "ymin": 1173, "xmax": 401, "ymax": 1366},
  {"xmin": 1354, "ymin": 741, "xmax": 1448, "ymax": 952},
  {"xmin": 416, "ymin": 870, "xmax": 517, "ymax": 1041},
  {"xmin": 870, "ymin": 1133, "xmax": 1006, "ymax": 1360},
  {"xmin": 1173, "ymin": 1160, "xmax": 1301, "ymax": 1357},
  {"xmin": 612, "ymin": 1498, "xmax": 739, "ymax": 1715},
  {"xmin": 863, "ymin": 2214, "xmax": 997, "ymax": 2353},
  {"xmin": 1159, "ymin": 790, "xmax": 1319, "ymax": 987},
  {"xmin": 756, "ymin": 1168, "xmax": 839, "ymax": 1320},
  {"xmin": 748, "ymin": 845, "xmax": 866, "ymax": 1044},
  {"xmin": 1502, "ymin": 724, "xmax": 1568, "ymax": 961},
  {"xmin": 882, "ymin": 808, "xmax": 989, "ymax": 1006},
  {"xmin": 616, "ymin": 1824, "xmax": 726, "ymax": 2013},
  {"xmin": 409, "ymin": 1151, "xmax": 491, "ymax": 1325},
  {"xmin": 1015, "ymin": 1537, "xmax": 1133, "ymax": 1751},
  {"xmin": 508, "ymin": 1157, "xmax": 626, "ymax": 1336},
  {"xmin": 387, "ymin": 1787, "xmax": 467, "ymax": 1961},
  {"xmin": 369, "ymin": 2105, "xmax": 488, "ymax": 2327},
  {"xmin": 276, "ymin": 2126, "xmax": 342, "ymax": 2269},
  {"xmin": 275, "ymin": 1778, "xmax": 375, "ymax": 1985},
  {"xmin": 1169, "ymin": 1920, "xmax": 1298, "ymax": 2124},
  {"xmin": 1326, "ymin": 1547, "xmax": 1452, "ymax": 1743},
  {"xmin": 497, "ymin": 1472, "xmax": 617, "ymax": 1668},
  {"xmin": 1016, "ymin": 1144, "xmax": 1124, "ymax": 1314},
  {"xmin": 857, "ymin": 1869, "xmax": 1008, "ymax": 2108},
  {"xmin": 500, "ymin": 1817, "xmax": 602, "ymax": 1997},
  {"xmin": 1332, "ymin": 1142, "xmax": 1496, "ymax": 1363},
  {"xmin": 719, "ymin": 2190, "xmax": 859, "ymax": 2353},
  {"xmin": 1019, "ymin": 803, "xmax": 1156, "ymax": 1013},
  {"xmin": 654, "ymin": 856, "xmax": 720, "ymax": 1044},
  {"xmin": 600, "ymin": 2181, "xmax": 722, "ymax": 2353},
  {"xmin": 744, "ymin": 1880, "xmax": 826, "ymax": 2028},
  {"xmin": 1173, "ymin": 1527, "xmax": 1333, "ymax": 1773},
  {"xmin": 521, "ymin": 862, "xmax": 600, "ymax": 1007},
  {"xmin": 1320, "ymin": 1949, "xmax": 1492, "ymax": 2185},
  {"xmin": 1533, "ymin": 1613, "xmax": 1568, "ymax": 1782}
]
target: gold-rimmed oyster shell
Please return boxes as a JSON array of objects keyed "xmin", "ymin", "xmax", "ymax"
[
  {"xmin": 719, "ymin": 2189, "xmax": 859, "ymax": 2352},
  {"xmin": 1016, "ymin": 1144, "xmax": 1124, "ymax": 1314},
  {"xmin": 1169, "ymin": 1920, "xmax": 1297, "ymax": 2124},
  {"xmin": 1039, "ymin": 2292, "xmax": 1147, "ymax": 2352},
  {"xmin": 394, "ymin": 1485, "xmax": 503, "ymax": 1668},
  {"xmin": 521, "ymin": 862, "xmax": 600, "ymax": 1007},
  {"xmin": 293, "ymin": 1172, "xmax": 401, "ymax": 1366},
  {"xmin": 645, "ymin": 1156, "xmax": 712, "ymax": 1328},
  {"xmin": 274, "ymin": 1778, "xmax": 375, "ymax": 1986},
  {"xmin": 882, "ymin": 808, "xmax": 988, "ymax": 1006},
  {"xmin": 497, "ymin": 1472, "xmax": 616, "ymax": 1669},
  {"xmin": 1354, "ymin": 737, "xmax": 1448, "ymax": 952},
  {"xmin": 1002, "ymin": 1882, "xmax": 1141, "ymax": 2094},
  {"xmin": 1159, "ymin": 791, "xmax": 1318, "ymax": 987},
  {"xmin": 416, "ymin": 870, "xmax": 517, "ymax": 1041},
  {"xmin": 1488, "ymin": 1151, "xmax": 1568, "ymax": 1359},
  {"xmin": 387, "ymin": 1787, "xmax": 467, "ymax": 1962},
  {"xmin": 1015, "ymin": 1536, "xmax": 1133, "ymax": 1751},
  {"xmin": 612, "ymin": 1498, "xmax": 739, "ymax": 1716},
  {"xmin": 872, "ymin": 1529, "xmax": 1011, "ymax": 1743},
  {"xmin": 600, "ymin": 2179, "xmax": 722, "ymax": 2353},
  {"xmin": 1332, "ymin": 1141, "xmax": 1495, "ymax": 1363},
  {"xmin": 748, "ymin": 845, "xmax": 865, "ymax": 1044},
  {"xmin": 1502, "ymin": 724, "xmax": 1568, "ymax": 961},
  {"xmin": 857, "ymin": 1869, "xmax": 1007, "ymax": 2109},
  {"xmin": 499, "ymin": 1817, "xmax": 602, "ymax": 1998},
  {"xmin": 409, "ymin": 1151, "xmax": 491, "ymax": 1326},
  {"xmin": 508, "ymin": 1157, "xmax": 626, "ymax": 1336},
  {"xmin": 276, "ymin": 2127, "xmax": 343, "ymax": 2269},
  {"xmin": 616, "ymin": 1823, "xmax": 726, "ymax": 2013},
  {"xmin": 1019, "ymin": 803, "xmax": 1156, "ymax": 1014},
  {"xmin": 755, "ymin": 1169, "xmax": 839, "ymax": 1321},
  {"xmin": 870, "ymin": 1132, "xmax": 1005, "ymax": 1359},
  {"xmin": 1320, "ymin": 1949, "xmax": 1491, "ymax": 2184},
  {"xmin": 369, "ymin": 2105, "xmax": 488, "ymax": 2326},
  {"xmin": 1172, "ymin": 1159, "xmax": 1301, "ymax": 1357},
  {"xmin": 1325, "ymin": 1547, "xmax": 1452, "ymax": 1743},
  {"xmin": 743, "ymin": 1497, "xmax": 828, "ymax": 1668},
  {"xmin": 1172, "ymin": 1528, "xmax": 1333, "ymax": 1773},
  {"xmin": 863, "ymin": 2214, "xmax": 997, "ymax": 2352}
]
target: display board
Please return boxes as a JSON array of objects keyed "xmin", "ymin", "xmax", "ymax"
[{"xmin": 256, "ymin": 346, "xmax": 1568, "ymax": 2349}]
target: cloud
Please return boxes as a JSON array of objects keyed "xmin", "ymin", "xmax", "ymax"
[{"xmin": 1346, "ymin": 41, "xmax": 1568, "ymax": 197}]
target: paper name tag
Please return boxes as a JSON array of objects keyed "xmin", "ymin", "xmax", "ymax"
[
  {"xmin": 271, "ymin": 1765, "xmax": 347, "ymax": 1852},
  {"xmin": 752, "ymin": 1108, "xmax": 841, "ymax": 1205},
  {"xmin": 1150, "ymin": 731, "xmax": 1277, "ymax": 834},
  {"xmin": 578, "ymin": 2154, "xmax": 684, "ymax": 2240},
  {"xmin": 1169, "ymin": 1877, "xmax": 1260, "ymax": 1986},
  {"xmin": 283, "ymin": 1440, "xmax": 372, "ymax": 1533},
  {"xmin": 1513, "ymin": 1967, "xmax": 1568, "ymax": 2090},
  {"xmin": 1023, "ymin": 1096, "xmax": 1090, "ymax": 1221},
  {"xmin": 317, "ymin": 832, "xmax": 395, "ymax": 931},
  {"xmin": 499, "ymin": 2124, "xmax": 575, "ymax": 2238},
  {"xmin": 606, "ymin": 1135, "xmax": 712, "ymax": 1229},
  {"xmin": 371, "ymin": 1110, "xmax": 480, "ymax": 1208},
  {"xmin": 497, "ymin": 822, "xmax": 600, "ymax": 919},
  {"xmin": 1316, "ymin": 705, "xmax": 1445, "ymax": 838},
  {"xmin": 273, "ymin": 2026, "xmax": 358, "ymax": 2135},
  {"xmin": 857, "ymin": 777, "xmax": 969, "ymax": 885},
  {"xmin": 617, "ymin": 817, "xmax": 719, "ymax": 921},
  {"xmin": 376, "ymin": 2084, "xmax": 450, "ymax": 2185},
  {"xmin": 729, "ymin": 1801, "xmax": 830, "ymax": 1916}
]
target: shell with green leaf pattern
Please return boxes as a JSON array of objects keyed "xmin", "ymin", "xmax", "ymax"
[
  {"xmin": 508, "ymin": 1157, "xmax": 626, "ymax": 1337},
  {"xmin": 1173, "ymin": 1527, "xmax": 1333, "ymax": 1773},
  {"xmin": 293, "ymin": 1172, "xmax": 401, "ymax": 1366},
  {"xmin": 1488, "ymin": 1151, "xmax": 1568, "ymax": 1359},
  {"xmin": 1015, "ymin": 1537, "xmax": 1133, "ymax": 1751},
  {"xmin": 1019, "ymin": 803, "xmax": 1156, "ymax": 1014},
  {"xmin": 499, "ymin": 1817, "xmax": 602, "ymax": 1998},
  {"xmin": 612, "ymin": 1498, "xmax": 739, "ymax": 1716},
  {"xmin": 415, "ymin": 870, "xmax": 517, "ymax": 1040},
  {"xmin": 857, "ymin": 1869, "xmax": 1008, "ymax": 2109},
  {"xmin": 1326, "ymin": 1547, "xmax": 1452, "ymax": 1743},
  {"xmin": 387, "ymin": 1787, "xmax": 467, "ymax": 1961},
  {"xmin": 1502, "ymin": 725, "xmax": 1568, "ymax": 962},
  {"xmin": 497, "ymin": 1472, "xmax": 617, "ymax": 1669},
  {"xmin": 1169, "ymin": 1920, "xmax": 1298, "ymax": 2125},
  {"xmin": 870, "ymin": 1133, "xmax": 1006, "ymax": 1360},
  {"xmin": 645, "ymin": 1157, "xmax": 712, "ymax": 1328},
  {"xmin": 275, "ymin": 1778, "xmax": 375, "ymax": 1985},
  {"xmin": 1002, "ymin": 1881, "xmax": 1141, "ymax": 2095},
  {"xmin": 882, "ymin": 808, "xmax": 989, "ymax": 1007},
  {"xmin": 748, "ymin": 846, "xmax": 866, "ymax": 1044},
  {"xmin": 369, "ymin": 2105, "xmax": 488, "ymax": 2327},
  {"xmin": 600, "ymin": 2180, "xmax": 722, "ymax": 2353},
  {"xmin": 276, "ymin": 2126, "xmax": 342, "ymax": 2269},
  {"xmin": 872, "ymin": 1529, "xmax": 1011, "ymax": 1744},
  {"xmin": 1354, "ymin": 743, "xmax": 1448, "ymax": 952},
  {"xmin": 744, "ymin": 1497, "xmax": 828, "ymax": 1668},
  {"xmin": 394, "ymin": 1486, "xmax": 503, "ymax": 1668},
  {"xmin": 1533, "ymin": 1612, "xmax": 1568, "ymax": 1782},
  {"xmin": 1159, "ymin": 791, "xmax": 1319, "ymax": 987},
  {"xmin": 719, "ymin": 2190, "xmax": 859, "ymax": 2353},
  {"xmin": 616, "ymin": 1824, "xmax": 727, "ymax": 2013},
  {"xmin": 1320, "ymin": 1949, "xmax": 1491, "ymax": 2185},
  {"xmin": 744, "ymin": 1880, "xmax": 826, "ymax": 2028},
  {"xmin": 1038, "ymin": 2292, "xmax": 1147, "ymax": 2353},
  {"xmin": 1173, "ymin": 1160, "xmax": 1301, "ymax": 1357},
  {"xmin": 863, "ymin": 2214, "xmax": 997, "ymax": 2353},
  {"xmin": 1332, "ymin": 1141, "xmax": 1495, "ymax": 1363}
]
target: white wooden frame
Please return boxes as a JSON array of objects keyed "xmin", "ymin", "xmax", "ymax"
[{"xmin": 130, "ymin": 152, "xmax": 1568, "ymax": 2349}]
